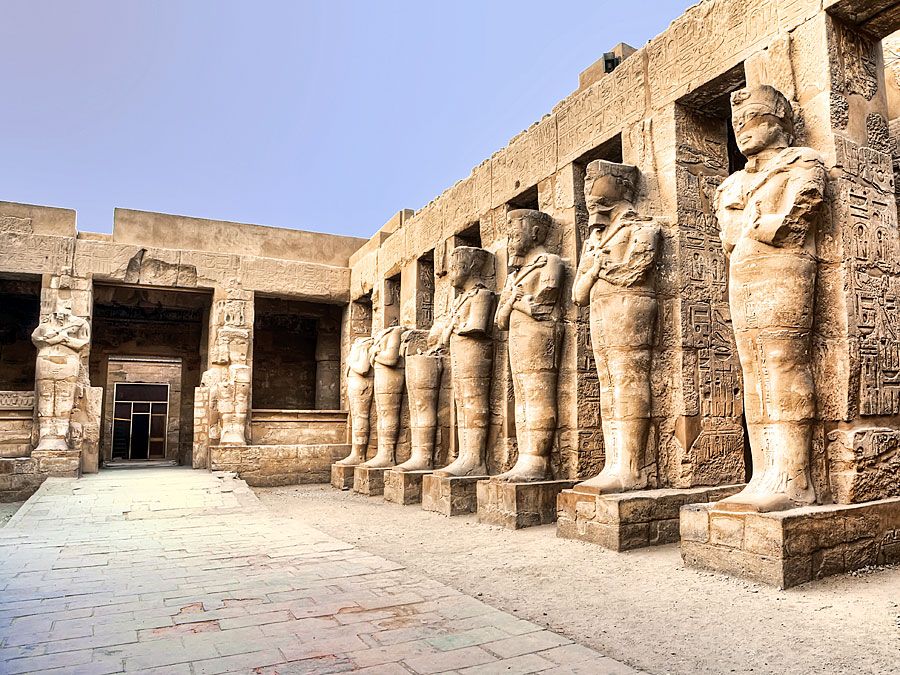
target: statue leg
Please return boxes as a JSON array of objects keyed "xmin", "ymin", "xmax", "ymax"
[
  {"xmin": 438, "ymin": 336, "xmax": 492, "ymax": 477},
  {"xmin": 495, "ymin": 324, "xmax": 557, "ymax": 482},
  {"xmin": 579, "ymin": 347, "xmax": 653, "ymax": 492},
  {"xmin": 35, "ymin": 358, "xmax": 73, "ymax": 452},
  {"xmin": 337, "ymin": 376, "xmax": 372, "ymax": 465},
  {"xmin": 364, "ymin": 364, "xmax": 404, "ymax": 467},
  {"xmin": 396, "ymin": 355, "xmax": 442, "ymax": 471}
]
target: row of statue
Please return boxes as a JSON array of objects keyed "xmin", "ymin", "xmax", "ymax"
[{"xmin": 339, "ymin": 85, "xmax": 827, "ymax": 514}]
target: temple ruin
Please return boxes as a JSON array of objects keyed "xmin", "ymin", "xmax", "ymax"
[{"xmin": 3, "ymin": 0, "xmax": 900, "ymax": 587}]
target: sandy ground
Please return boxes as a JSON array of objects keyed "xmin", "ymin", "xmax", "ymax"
[
  {"xmin": 257, "ymin": 484, "xmax": 900, "ymax": 675},
  {"xmin": 0, "ymin": 501, "xmax": 22, "ymax": 527}
]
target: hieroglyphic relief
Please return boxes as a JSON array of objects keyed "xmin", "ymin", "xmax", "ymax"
[
  {"xmin": 835, "ymin": 137, "xmax": 900, "ymax": 417},
  {"xmin": 673, "ymin": 107, "xmax": 745, "ymax": 485},
  {"xmin": 829, "ymin": 19, "xmax": 879, "ymax": 101},
  {"xmin": 415, "ymin": 256, "xmax": 435, "ymax": 329}
]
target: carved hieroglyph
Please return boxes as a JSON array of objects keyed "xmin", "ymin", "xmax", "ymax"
[
  {"xmin": 494, "ymin": 210, "xmax": 564, "ymax": 482},
  {"xmin": 572, "ymin": 160, "xmax": 660, "ymax": 493},
  {"xmin": 430, "ymin": 246, "xmax": 495, "ymax": 477},
  {"xmin": 31, "ymin": 297, "xmax": 90, "ymax": 451},
  {"xmin": 336, "ymin": 336, "xmax": 374, "ymax": 466},
  {"xmin": 714, "ymin": 85, "xmax": 826, "ymax": 513},
  {"xmin": 362, "ymin": 324, "xmax": 405, "ymax": 468},
  {"xmin": 394, "ymin": 330, "xmax": 442, "ymax": 471}
]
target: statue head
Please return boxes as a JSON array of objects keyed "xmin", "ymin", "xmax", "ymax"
[
  {"xmin": 507, "ymin": 209, "xmax": 553, "ymax": 264},
  {"xmin": 51, "ymin": 297, "xmax": 74, "ymax": 322},
  {"xmin": 584, "ymin": 160, "xmax": 638, "ymax": 227},
  {"xmin": 215, "ymin": 326, "xmax": 250, "ymax": 365},
  {"xmin": 450, "ymin": 246, "xmax": 491, "ymax": 290},
  {"xmin": 731, "ymin": 85, "xmax": 793, "ymax": 157}
]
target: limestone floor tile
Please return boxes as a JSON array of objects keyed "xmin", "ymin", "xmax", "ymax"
[{"xmin": 0, "ymin": 468, "xmax": 634, "ymax": 674}]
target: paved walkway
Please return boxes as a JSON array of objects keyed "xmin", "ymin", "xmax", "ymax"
[{"xmin": 0, "ymin": 468, "xmax": 636, "ymax": 674}]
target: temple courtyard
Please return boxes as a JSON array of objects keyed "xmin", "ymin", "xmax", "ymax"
[{"xmin": 0, "ymin": 468, "xmax": 895, "ymax": 674}]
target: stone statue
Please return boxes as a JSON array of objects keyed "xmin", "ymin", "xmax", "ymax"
[
  {"xmin": 394, "ymin": 330, "xmax": 442, "ymax": 472},
  {"xmin": 361, "ymin": 324, "xmax": 405, "ymax": 468},
  {"xmin": 336, "ymin": 336, "xmax": 374, "ymax": 466},
  {"xmin": 31, "ymin": 299, "xmax": 90, "ymax": 451},
  {"xmin": 203, "ymin": 325, "xmax": 251, "ymax": 446},
  {"xmin": 429, "ymin": 246, "xmax": 496, "ymax": 477},
  {"xmin": 494, "ymin": 210, "xmax": 564, "ymax": 482},
  {"xmin": 572, "ymin": 160, "xmax": 660, "ymax": 492},
  {"xmin": 714, "ymin": 85, "xmax": 826, "ymax": 512}
]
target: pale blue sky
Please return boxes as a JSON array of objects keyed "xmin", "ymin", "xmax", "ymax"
[{"xmin": 1, "ymin": 1, "xmax": 692, "ymax": 238}]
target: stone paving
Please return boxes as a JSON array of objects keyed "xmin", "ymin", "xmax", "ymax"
[{"xmin": 0, "ymin": 468, "xmax": 637, "ymax": 674}]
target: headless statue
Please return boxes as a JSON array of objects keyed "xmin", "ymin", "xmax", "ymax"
[
  {"xmin": 31, "ymin": 300, "xmax": 90, "ymax": 452},
  {"xmin": 494, "ymin": 210, "xmax": 564, "ymax": 482},
  {"xmin": 394, "ymin": 330, "xmax": 442, "ymax": 472},
  {"xmin": 430, "ymin": 246, "xmax": 496, "ymax": 477},
  {"xmin": 572, "ymin": 160, "xmax": 660, "ymax": 493},
  {"xmin": 362, "ymin": 324, "xmax": 405, "ymax": 468},
  {"xmin": 714, "ymin": 85, "xmax": 826, "ymax": 512},
  {"xmin": 336, "ymin": 336, "xmax": 374, "ymax": 466}
]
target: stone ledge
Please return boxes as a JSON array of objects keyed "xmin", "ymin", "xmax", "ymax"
[
  {"xmin": 422, "ymin": 474, "xmax": 488, "ymax": 516},
  {"xmin": 353, "ymin": 465, "xmax": 390, "ymax": 496},
  {"xmin": 210, "ymin": 443, "xmax": 349, "ymax": 487},
  {"xmin": 478, "ymin": 479, "xmax": 578, "ymax": 529},
  {"xmin": 680, "ymin": 497, "xmax": 900, "ymax": 588},
  {"xmin": 383, "ymin": 469, "xmax": 432, "ymax": 505},
  {"xmin": 557, "ymin": 484, "xmax": 743, "ymax": 551}
]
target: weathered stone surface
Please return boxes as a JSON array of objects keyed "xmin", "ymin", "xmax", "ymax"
[
  {"xmin": 557, "ymin": 484, "xmax": 743, "ymax": 551},
  {"xmin": 383, "ymin": 469, "xmax": 432, "ymax": 505},
  {"xmin": 209, "ymin": 443, "xmax": 349, "ymax": 487},
  {"xmin": 353, "ymin": 465, "xmax": 389, "ymax": 496},
  {"xmin": 477, "ymin": 479, "xmax": 577, "ymax": 530},
  {"xmin": 421, "ymin": 474, "xmax": 487, "ymax": 516},
  {"xmin": 331, "ymin": 462, "xmax": 356, "ymax": 490},
  {"xmin": 681, "ymin": 498, "xmax": 900, "ymax": 588}
]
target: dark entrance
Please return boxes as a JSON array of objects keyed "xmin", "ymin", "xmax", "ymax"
[{"xmin": 111, "ymin": 383, "xmax": 169, "ymax": 460}]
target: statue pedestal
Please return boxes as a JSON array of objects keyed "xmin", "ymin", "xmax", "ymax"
[
  {"xmin": 680, "ymin": 497, "xmax": 900, "ymax": 588},
  {"xmin": 383, "ymin": 469, "xmax": 432, "ymax": 505},
  {"xmin": 352, "ymin": 466, "xmax": 390, "ymax": 496},
  {"xmin": 422, "ymin": 474, "xmax": 488, "ymax": 516},
  {"xmin": 477, "ymin": 479, "xmax": 577, "ymax": 530},
  {"xmin": 331, "ymin": 464, "xmax": 357, "ymax": 490},
  {"xmin": 557, "ymin": 484, "xmax": 743, "ymax": 551}
]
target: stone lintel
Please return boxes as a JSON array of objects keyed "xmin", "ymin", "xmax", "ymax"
[
  {"xmin": 383, "ymin": 469, "xmax": 433, "ymax": 505},
  {"xmin": 557, "ymin": 484, "xmax": 744, "ymax": 551},
  {"xmin": 421, "ymin": 474, "xmax": 489, "ymax": 516},
  {"xmin": 331, "ymin": 463, "xmax": 357, "ymax": 490},
  {"xmin": 353, "ymin": 465, "xmax": 390, "ymax": 496},
  {"xmin": 680, "ymin": 497, "xmax": 900, "ymax": 588},
  {"xmin": 477, "ymin": 479, "xmax": 578, "ymax": 530}
]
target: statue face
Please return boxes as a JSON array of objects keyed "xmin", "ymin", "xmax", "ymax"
[
  {"xmin": 585, "ymin": 174, "xmax": 627, "ymax": 227},
  {"xmin": 449, "ymin": 254, "xmax": 471, "ymax": 290},
  {"xmin": 733, "ymin": 111, "xmax": 788, "ymax": 157},
  {"xmin": 507, "ymin": 216, "xmax": 532, "ymax": 258}
]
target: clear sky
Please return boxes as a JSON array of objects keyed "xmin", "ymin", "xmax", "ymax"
[{"xmin": 2, "ymin": 1, "xmax": 693, "ymax": 238}]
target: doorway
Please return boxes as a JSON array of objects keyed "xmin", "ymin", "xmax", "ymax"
[{"xmin": 111, "ymin": 383, "xmax": 169, "ymax": 460}]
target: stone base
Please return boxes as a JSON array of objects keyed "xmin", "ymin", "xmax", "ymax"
[
  {"xmin": 421, "ymin": 474, "xmax": 488, "ymax": 516},
  {"xmin": 681, "ymin": 497, "xmax": 900, "ymax": 588},
  {"xmin": 477, "ymin": 479, "xmax": 578, "ymax": 529},
  {"xmin": 383, "ymin": 469, "xmax": 432, "ymax": 505},
  {"xmin": 210, "ymin": 443, "xmax": 350, "ymax": 486},
  {"xmin": 557, "ymin": 484, "xmax": 743, "ymax": 551},
  {"xmin": 353, "ymin": 465, "xmax": 390, "ymax": 496},
  {"xmin": 331, "ymin": 463, "xmax": 357, "ymax": 490}
]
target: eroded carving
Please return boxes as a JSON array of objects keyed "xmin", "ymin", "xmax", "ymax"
[
  {"xmin": 494, "ymin": 210, "xmax": 563, "ymax": 482},
  {"xmin": 394, "ymin": 330, "xmax": 442, "ymax": 472},
  {"xmin": 572, "ymin": 160, "xmax": 660, "ymax": 493},
  {"xmin": 430, "ymin": 246, "xmax": 495, "ymax": 477},
  {"xmin": 336, "ymin": 337, "xmax": 374, "ymax": 466},
  {"xmin": 361, "ymin": 324, "xmax": 406, "ymax": 468},
  {"xmin": 714, "ymin": 85, "xmax": 826, "ymax": 513}
]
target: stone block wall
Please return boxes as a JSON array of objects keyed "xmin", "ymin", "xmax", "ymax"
[{"xmin": 209, "ymin": 443, "xmax": 350, "ymax": 487}]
